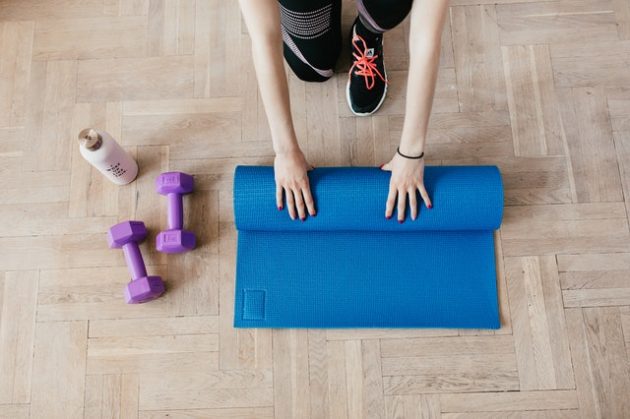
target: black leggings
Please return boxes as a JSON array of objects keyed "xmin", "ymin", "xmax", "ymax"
[{"xmin": 280, "ymin": 0, "xmax": 413, "ymax": 82}]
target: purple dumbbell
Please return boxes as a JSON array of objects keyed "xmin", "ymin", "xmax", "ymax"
[
  {"xmin": 108, "ymin": 221, "xmax": 165, "ymax": 304},
  {"xmin": 155, "ymin": 171, "xmax": 196, "ymax": 253}
]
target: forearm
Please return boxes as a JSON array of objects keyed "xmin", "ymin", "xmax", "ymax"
[
  {"xmin": 399, "ymin": 0, "xmax": 449, "ymax": 156},
  {"xmin": 239, "ymin": 0, "xmax": 299, "ymax": 154}
]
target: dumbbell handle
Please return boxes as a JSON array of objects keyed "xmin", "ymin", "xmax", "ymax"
[
  {"xmin": 167, "ymin": 192, "xmax": 183, "ymax": 230},
  {"xmin": 122, "ymin": 242, "xmax": 148, "ymax": 280}
]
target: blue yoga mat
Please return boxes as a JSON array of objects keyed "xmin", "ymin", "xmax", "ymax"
[{"xmin": 233, "ymin": 166, "xmax": 503, "ymax": 329}]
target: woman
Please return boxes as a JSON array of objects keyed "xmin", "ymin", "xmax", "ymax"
[{"xmin": 239, "ymin": 0, "xmax": 449, "ymax": 222}]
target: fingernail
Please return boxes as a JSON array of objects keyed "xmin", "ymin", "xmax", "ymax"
[
  {"xmin": 301, "ymin": 217, "xmax": 305, "ymax": 221},
  {"xmin": 398, "ymin": 220, "xmax": 404, "ymax": 224},
  {"xmin": 312, "ymin": 213, "xmax": 317, "ymax": 217},
  {"xmin": 379, "ymin": 164, "xmax": 384, "ymax": 169},
  {"xmin": 278, "ymin": 206, "xmax": 283, "ymax": 211},
  {"xmin": 428, "ymin": 204, "xmax": 433, "ymax": 209},
  {"xmin": 385, "ymin": 215, "xmax": 391, "ymax": 220}
]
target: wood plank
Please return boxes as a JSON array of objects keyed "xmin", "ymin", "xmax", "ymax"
[
  {"xmin": 0, "ymin": 271, "xmax": 38, "ymax": 404},
  {"xmin": 502, "ymin": 44, "xmax": 564, "ymax": 156},
  {"xmin": 0, "ymin": 202, "xmax": 115, "ymax": 236},
  {"xmin": 88, "ymin": 334, "xmax": 218, "ymax": 357},
  {"xmin": 30, "ymin": 321, "xmax": 88, "ymax": 419},
  {"xmin": 556, "ymin": 86, "xmax": 622, "ymax": 203},
  {"xmin": 551, "ymin": 41, "xmax": 630, "ymax": 88},
  {"xmin": 566, "ymin": 307, "xmax": 630, "ymax": 418},
  {"xmin": 4, "ymin": 170, "xmax": 69, "ymax": 205},
  {"xmin": 272, "ymin": 329, "xmax": 311, "ymax": 419},
  {"xmin": 614, "ymin": 0, "xmax": 630, "ymax": 39},
  {"xmin": 443, "ymin": 411, "xmax": 578, "ymax": 419},
  {"xmin": 194, "ymin": 0, "xmax": 241, "ymax": 98},
  {"xmin": 308, "ymin": 330, "xmax": 330, "ymax": 419},
  {"xmin": 88, "ymin": 351, "xmax": 219, "ymax": 375},
  {"xmin": 23, "ymin": 60, "xmax": 77, "ymax": 171},
  {"xmin": 505, "ymin": 256, "xmax": 574, "ymax": 390},
  {"xmin": 77, "ymin": 56, "xmax": 194, "ymax": 102},
  {"xmin": 558, "ymin": 253, "xmax": 630, "ymax": 307},
  {"xmin": 501, "ymin": 203, "xmax": 630, "ymax": 256},
  {"xmin": 384, "ymin": 371, "xmax": 519, "ymax": 395},
  {"xmin": 497, "ymin": 1, "xmax": 619, "ymax": 46},
  {"xmin": 84, "ymin": 374, "xmax": 139, "ymax": 419},
  {"xmin": 147, "ymin": 0, "xmax": 195, "ymax": 56},
  {"xmin": 381, "ymin": 335, "xmax": 518, "ymax": 394},
  {"xmin": 0, "ymin": 405, "xmax": 29, "ymax": 419},
  {"xmin": 89, "ymin": 316, "xmax": 219, "ymax": 337},
  {"xmin": 440, "ymin": 390, "xmax": 578, "ymax": 412},
  {"xmin": 451, "ymin": 5, "xmax": 506, "ymax": 112},
  {"xmin": 0, "ymin": 0, "xmax": 104, "ymax": 19},
  {"xmin": 138, "ymin": 369, "xmax": 273, "ymax": 410},
  {"xmin": 0, "ymin": 235, "xmax": 125, "ymax": 271},
  {"xmin": 562, "ymin": 288, "xmax": 630, "ymax": 308},
  {"xmin": 138, "ymin": 407, "xmax": 274, "ymax": 419},
  {"xmin": 33, "ymin": 16, "xmax": 146, "ymax": 60},
  {"xmin": 0, "ymin": 21, "xmax": 34, "ymax": 128},
  {"xmin": 305, "ymin": 74, "xmax": 341, "ymax": 166},
  {"xmin": 385, "ymin": 395, "xmax": 441, "ymax": 419}
]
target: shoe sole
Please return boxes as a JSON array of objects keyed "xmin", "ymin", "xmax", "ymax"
[{"xmin": 346, "ymin": 69, "xmax": 388, "ymax": 117}]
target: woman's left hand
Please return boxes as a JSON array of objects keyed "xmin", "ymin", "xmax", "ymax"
[{"xmin": 381, "ymin": 153, "xmax": 432, "ymax": 222}]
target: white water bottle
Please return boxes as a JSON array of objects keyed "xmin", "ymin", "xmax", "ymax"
[{"xmin": 78, "ymin": 128, "xmax": 139, "ymax": 185}]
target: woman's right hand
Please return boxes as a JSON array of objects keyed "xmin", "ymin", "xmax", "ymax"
[{"xmin": 274, "ymin": 149, "xmax": 316, "ymax": 220}]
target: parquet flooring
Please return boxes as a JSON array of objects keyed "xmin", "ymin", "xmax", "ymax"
[{"xmin": 1, "ymin": 0, "xmax": 629, "ymax": 417}]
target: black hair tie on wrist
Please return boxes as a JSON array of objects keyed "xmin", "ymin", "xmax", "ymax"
[{"xmin": 397, "ymin": 147, "xmax": 424, "ymax": 160}]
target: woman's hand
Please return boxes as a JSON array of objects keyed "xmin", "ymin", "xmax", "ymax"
[
  {"xmin": 381, "ymin": 153, "xmax": 432, "ymax": 222},
  {"xmin": 275, "ymin": 150, "xmax": 316, "ymax": 220}
]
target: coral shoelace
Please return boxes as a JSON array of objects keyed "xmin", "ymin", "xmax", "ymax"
[{"xmin": 349, "ymin": 34, "xmax": 386, "ymax": 91}]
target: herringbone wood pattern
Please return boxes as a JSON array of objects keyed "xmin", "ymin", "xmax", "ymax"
[{"xmin": 1, "ymin": 0, "xmax": 630, "ymax": 418}]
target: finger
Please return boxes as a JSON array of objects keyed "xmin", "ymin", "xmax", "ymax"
[
  {"xmin": 302, "ymin": 184, "xmax": 317, "ymax": 216},
  {"xmin": 276, "ymin": 184, "xmax": 283, "ymax": 210},
  {"xmin": 284, "ymin": 187, "xmax": 297, "ymax": 220},
  {"xmin": 385, "ymin": 186, "xmax": 396, "ymax": 219},
  {"xmin": 293, "ymin": 188, "xmax": 306, "ymax": 221},
  {"xmin": 397, "ymin": 189, "xmax": 407, "ymax": 223},
  {"xmin": 409, "ymin": 189, "xmax": 418, "ymax": 220},
  {"xmin": 418, "ymin": 184, "xmax": 432, "ymax": 209}
]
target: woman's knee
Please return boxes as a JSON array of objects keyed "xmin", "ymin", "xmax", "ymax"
[
  {"xmin": 282, "ymin": 42, "xmax": 337, "ymax": 83},
  {"xmin": 356, "ymin": 0, "xmax": 413, "ymax": 32}
]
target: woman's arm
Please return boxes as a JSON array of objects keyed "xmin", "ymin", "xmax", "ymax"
[
  {"xmin": 239, "ymin": 0, "xmax": 316, "ymax": 220},
  {"xmin": 382, "ymin": 0, "xmax": 449, "ymax": 222}
]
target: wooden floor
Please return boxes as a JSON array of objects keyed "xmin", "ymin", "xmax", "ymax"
[{"xmin": 1, "ymin": 0, "xmax": 630, "ymax": 418}]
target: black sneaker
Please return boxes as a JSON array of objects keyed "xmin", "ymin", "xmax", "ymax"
[{"xmin": 346, "ymin": 18, "xmax": 387, "ymax": 116}]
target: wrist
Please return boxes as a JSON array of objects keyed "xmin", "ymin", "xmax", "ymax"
[
  {"xmin": 275, "ymin": 145, "xmax": 302, "ymax": 157},
  {"xmin": 397, "ymin": 142, "xmax": 425, "ymax": 157},
  {"xmin": 398, "ymin": 133, "xmax": 425, "ymax": 155},
  {"xmin": 273, "ymin": 136, "xmax": 301, "ymax": 156}
]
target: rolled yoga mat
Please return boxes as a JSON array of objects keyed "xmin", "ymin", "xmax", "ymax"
[{"xmin": 233, "ymin": 166, "xmax": 504, "ymax": 329}]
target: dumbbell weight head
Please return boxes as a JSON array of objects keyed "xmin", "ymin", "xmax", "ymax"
[
  {"xmin": 107, "ymin": 220, "xmax": 147, "ymax": 248},
  {"xmin": 156, "ymin": 171, "xmax": 194, "ymax": 195},
  {"xmin": 156, "ymin": 229, "xmax": 196, "ymax": 253},
  {"xmin": 155, "ymin": 172, "xmax": 196, "ymax": 253},
  {"xmin": 124, "ymin": 275, "xmax": 165, "ymax": 304},
  {"xmin": 108, "ymin": 221, "xmax": 165, "ymax": 304}
]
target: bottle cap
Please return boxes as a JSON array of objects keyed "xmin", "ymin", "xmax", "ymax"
[{"xmin": 78, "ymin": 128, "xmax": 103, "ymax": 151}]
